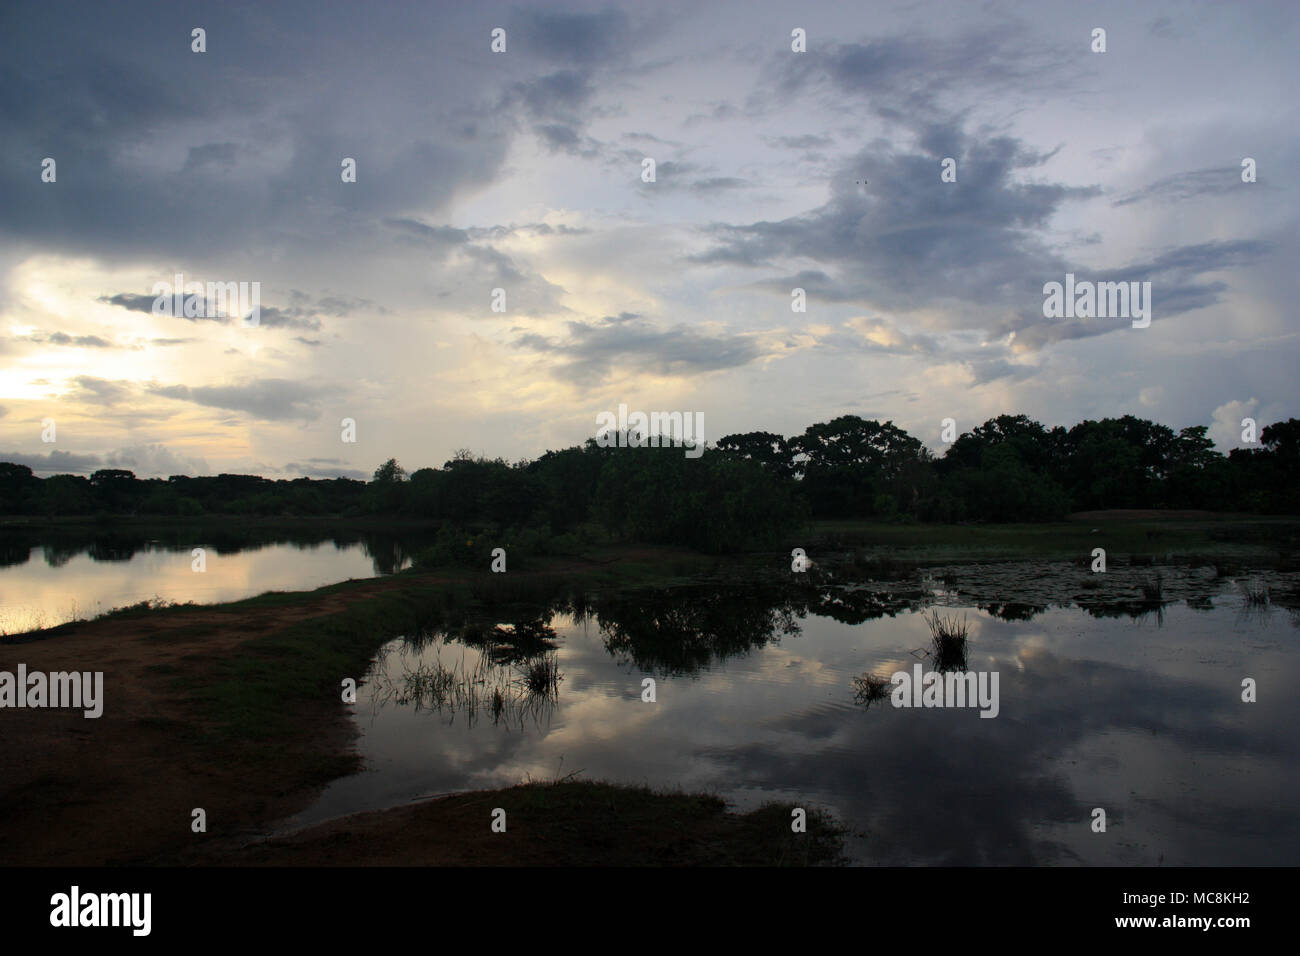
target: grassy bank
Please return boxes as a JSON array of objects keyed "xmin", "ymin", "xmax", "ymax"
[
  {"xmin": 798, "ymin": 513, "xmax": 1300, "ymax": 565},
  {"xmin": 224, "ymin": 779, "xmax": 847, "ymax": 867}
]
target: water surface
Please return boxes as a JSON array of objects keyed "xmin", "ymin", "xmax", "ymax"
[
  {"xmin": 297, "ymin": 574, "xmax": 1300, "ymax": 866},
  {"xmin": 0, "ymin": 526, "xmax": 432, "ymax": 633}
]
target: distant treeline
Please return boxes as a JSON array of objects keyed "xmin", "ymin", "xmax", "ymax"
[{"xmin": 1, "ymin": 414, "xmax": 1297, "ymax": 552}]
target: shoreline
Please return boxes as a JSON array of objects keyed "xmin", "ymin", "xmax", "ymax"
[{"xmin": 2, "ymin": 516, "xmax": 1297, "ymax": 866}]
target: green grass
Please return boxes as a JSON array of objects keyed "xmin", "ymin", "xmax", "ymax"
[
  {"xmin": 446, "ymin": 779, "xmax": 849, "ymax": 866},
  {"xmin": 797, "ymin": 516, "xmax": 1300, "ymax": 566}
]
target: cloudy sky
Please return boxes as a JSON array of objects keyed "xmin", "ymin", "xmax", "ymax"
[{"xmin": 1, "ymin": 0, "xmax": 1296, "ymax": 479}]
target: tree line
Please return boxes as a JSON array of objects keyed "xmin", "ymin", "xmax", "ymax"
[{"xmin": 1, "ymin": 414, "xmax": 1296, "ymax": 552}]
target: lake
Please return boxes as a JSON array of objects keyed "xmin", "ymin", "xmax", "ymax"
[
  {"xmin": 293, "ymin": 567, "xmax": 1300, "ymax": 866},
  {"xmin": 0, "ymin": 525, "xmax": 435, "ymax": 634}
]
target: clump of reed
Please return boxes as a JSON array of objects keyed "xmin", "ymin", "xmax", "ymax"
[
  {"xmin": 852, "ymin": 672, "xmax": 892, "ymax": 706},
  {"xmin": 520, "ymin": 655, "xmax": 562, "ymax": 697},
  {"xmin": 924, "ymin": 611, "xmax": 969, "ymax": 672}
]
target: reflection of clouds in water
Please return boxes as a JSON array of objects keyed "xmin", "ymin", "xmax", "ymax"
[
  {"xmin": 297, "ymin": 594, "xmax": 1300, "ymax": 866},
  {"xmin": 0, "ymin": 528, "xmax": 439, "ymax": 632}
]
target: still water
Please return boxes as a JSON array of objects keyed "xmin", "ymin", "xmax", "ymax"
[
  {"xmin": 0, "ymin": 526, "xmax": 430, "ymax": 633},
  {"xmin": 296, "ymin": 576, "xmax": 1300, "ymax": 866}
]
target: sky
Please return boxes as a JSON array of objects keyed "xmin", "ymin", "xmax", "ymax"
[{"xmin": 1, "ymin": 0, "xmax": 1296, "ymax": 479}]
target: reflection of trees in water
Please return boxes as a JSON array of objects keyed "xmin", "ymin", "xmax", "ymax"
[
  {"xmin": 1081, "ymin": 601, "xmax": 1166, "ymax": 626},
  {"xmin": 0, "ymin": 524, "xmax": 443, "ymax": 573},
  {"xmin": 798, "ymin": 583, "xmax": 927, "ymax": 625},
  {"xmin": 594, "ymin": 586, "xmax": 802, "ymax": 676},
  {"xmin": 587, "ymin": 582, "xmax": 973, "ymax": 676},
  {"xmin": 0, "ymin": 540, "xmax": 33, "ymax": 569},
  {"xmin": 978, "ymin": 602, "xmax": 1046, "ymax": 622},
  {"xmin": 86, "ymin": 538, "xmax": 139, "ymax": 562},
  {"xmin": 446, "ymin": 616, "xmax": 561, "ymax": 666},
  {"xmin": 360, "ymin": 532, "xmax": 415, "ymax": 576}
]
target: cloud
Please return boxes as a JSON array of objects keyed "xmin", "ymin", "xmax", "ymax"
[
  {"xmin": 1209, "ymin": 398, "xmax": 1259, "ymax": 451},
  {"xmin": 283, "ymin": 461, "xmax": 368, "ymax": 480},
  {"xmin": 0, "ymin": 443, "xmax": 206, "ymax": 477},
  {"xmin": 0, "ymin": 448, "xmax": 102, "ymax": 475},
  {"xmin": 101, "ymin": 290, "xmax": 323, "ymax": 330},
  {"xmin": 68, "ymin": 376, "xmax": 133, "ymax": 405},
  {"xmin": 517, "ymin": 8, "xmax": 633, "ymax": 66},
  {"xmin": 253, "ymin": 306, "xmax": 322, "ymax": 331},
  {"xmin": 770, "ymin": 28, "xmax": 1080, "ymax": 121},
  {"xmin": 181, "ymin": 142, "xmax": 239, "ymax": 173},
  {"xmin": 21, "ymin": 330, "xmax": 115, "ymax": 348},
  {"xmin": 146, "ymin": 378, "xmax": 338, "ymax": 421},
  {"xmin": 998, "ymin": 238, "xmax": 1272, "ymax": 351},
  {"xmin": 697, "ymin": 130, "xmax": 1097, "ymax": 323},
  {"xmin": 99, "ymin": 291, "xmax": 226, "ymax": 323},
  {"xmin": 514, "ymin": 313, "xmax": 764, "ymax": 382},
  {"xmin": 104, "ymin": 442, "xmax": 209, "ymax": 477},
  {"xmin": 1112, "ymin": 166, "xmax": 1248, "ymax": 207},
  {"xmin": 766, "ymin": 134, "xmax": 835, "ymax": 150},
  {"xmin": 841, "ymin": 316, "xmax": 937, "ymax": 354},
  {"xmin": 0, "ymin": 2, "xmax": 520, "ymax": 260}
]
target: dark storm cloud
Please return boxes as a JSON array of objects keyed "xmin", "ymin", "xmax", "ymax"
[
  {"xmin": 514, "ymin": 314, "xmax": 763, "ymax": 381},
  {"xmin": 517, "ymin": 8, "xmax": 633, "ymax": 66},
  {"xmin": 769, "ymin": 28, "xmax": 1080, "ymax": 122},
  {"xmin": 0, "ymin": 0, "xmax": 517, "ymax": 259},
  {"xmin": 696, "ymin": 131, "xmax": 1098, "ymax": 317},
  {"xmin": 147, "ymin": 379, "xmax": 338, "ymax": 421},
  {"xmin": 504, "ymin": 71, "xmax": 596, "ymax": 128},
  {"xmin": 501, "ymin": 69, "xmax": 611, "ymax": 158}
]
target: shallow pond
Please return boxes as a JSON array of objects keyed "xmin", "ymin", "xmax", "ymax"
[{"xmin": 296, "ymin": 572, "xmax": 1300, "ymax": 865}]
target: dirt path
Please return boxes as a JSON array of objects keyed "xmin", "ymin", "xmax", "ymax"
[{"xmin": 0, "ymin": 574, "xmax": 428, "ymax": 865}]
